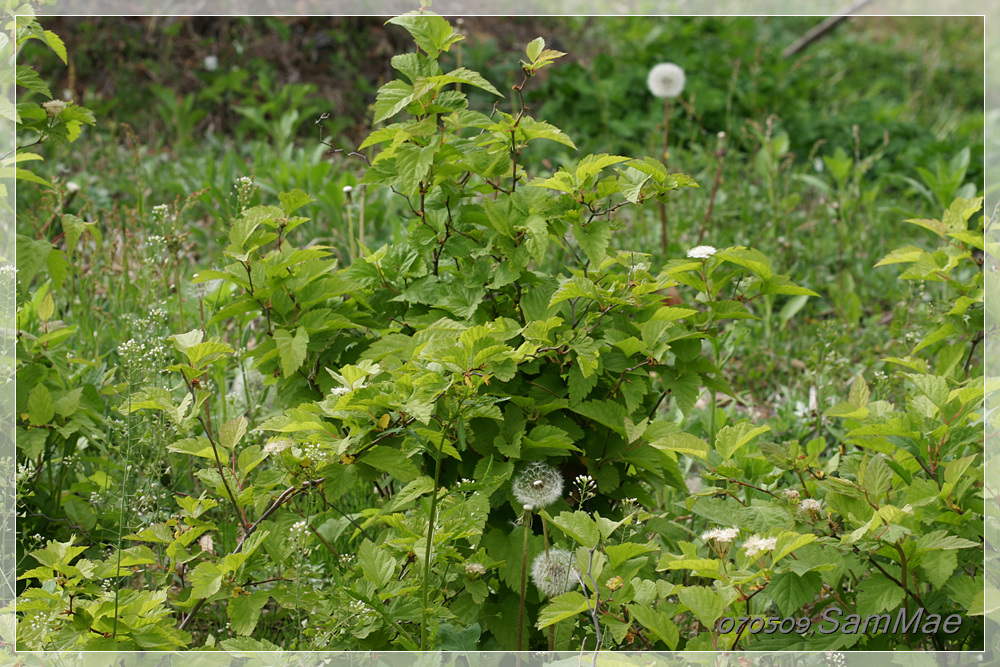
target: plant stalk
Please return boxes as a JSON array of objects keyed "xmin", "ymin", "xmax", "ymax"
[{"xmin": 517, "ymin": 505, "xmax": 532, "ymax": 652}]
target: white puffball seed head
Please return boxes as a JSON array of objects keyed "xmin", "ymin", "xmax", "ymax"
[
  {"xmin": 512, "ymin": 462, "xmax": 564, "ymax": 509},
  {"xmin": 531, "ymin": 549, "xmax": 580, "ymax": 597},
  {"xmin": 647, "ymin": 62, "xmax": 686, "ymax": 99}
]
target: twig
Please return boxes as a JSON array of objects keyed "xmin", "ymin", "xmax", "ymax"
[{"xmin": 782, "ymin": 0, "xmax": 875, "ymax": 58}]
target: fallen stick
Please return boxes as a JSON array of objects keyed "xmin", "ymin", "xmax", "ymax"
[{"xmin": 782, "ymin": 0, "xmax": 876, "ymax": 58}]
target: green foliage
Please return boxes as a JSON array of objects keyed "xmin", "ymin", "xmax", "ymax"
[
  {"xmin": 11, "ymin": 11, "xmax": 984, "ymax": 654},
  {"xmin": 6, "ymin": 5, "xmax": 95, "ymax": 190}
]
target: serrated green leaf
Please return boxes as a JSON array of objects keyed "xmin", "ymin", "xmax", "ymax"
[
  {"xmin": 715, "ymin": 421, "xmax": 770, "ymax": 460},
  {"xmin": 536, "ymin": 591, "xmax": 589, "ymax": 629},
  {"xmin": 575, "ymin": 154, "xmax": 630, "ymax": 182},
  {"xmin": 27, "ymin": 384, "xmax": 54, "ymax": 426},
  {"xmin": 859, "ymin": 454, "xmax": 892, "ymax": 502},
  {"xmin": 526, "ymin": 37, "xmax": 544, "ymax": 63},
  {"xmin": 43, "ymin": 30, "xmax": 67, "ymax": 63},
  {"xmin": 219, "ymin": 416, "xmax": 248, "ymax": 450},
  {"xmin": 387, "ymin": 12, "xmax": 463, "ymax": 58},
  {"xmin": 185, "ymin": 341, "xmax": 234, "ymax": 367},
  {"xmin": 518, "ymin": 116, "xmax": 576, "ymax": 149},
  {"xmin": 167, "ymin": 437, "xmax": 216, "ymax": 459},
  {"xmin": 359, "ymin": 446, "xmax": 419, "ymax": 483},
  {"xmin": 627, "ymin": 604, "xmax": 679, "ymax": 648},
  {"xmin": 437, "ymin": 622, "xmax": 481, "ymax": 651},
  {"xmin": 573, "ymin": 218, "xmax": 613, "ymax": 266},
  {"xmin": 915, "ymin": 530, "xmax": 980, "ymax": 552},
  {"xmin": 605, "ymin": 542, "xmax": 657, "ymax": 570},
  {"xmin": 16, "ymin": 65, "xmax": 51, "ymax": 97},
  {"xmin": 373, "ymin": 80, "xmax": 415, "ymax": 124},
  {"xmin": 395, "ymin": 140, "xmax": 438, "ymax": 192},
  {"xmin": 522, "ymin": 425, "xmax": 579, "ymax": 453},
  {"xmin": 570, "ymin": 399, "xmax": 626, "ymax": 436},
  {"xmin": 546, "ymin": 510, "xmax": 600, "ymax": 548},
  {"xmin": 768, "ymin": 571, "xmax": 822, "ymax": 616},
  {"xmin": 228, "ymin": 590, "xmax": 270, "ymax": 636},
  {"xmin": 273, "ymin": 327, "xmax": 308, "ymax": 377},
  {"xmin": 358, "ymin": 539, "xmax": 396, "ymax": 589},
  {"xmin": 856, "ymin": 574, "xmax": 905, "ymax": 613},
  {"xmin": 278, "ymin": 189, "xmax": 315, "ymax": 216},
  {"xmin": 391, "ymin": 476, "xmax": 435, "ymax": 510},
  {"xmin": 649, "ymin": 432, "xmax": 709, "ymax": 461},
  {"xmin": 390, "ymin": 52, "xmax": 442, "ymax": 82},
  {"xmin": 677, "ymin": 586, "xmax": 727, "ymax": 629},
  {"xmin": 716, "ymin": 246, "xmax": 773, "ymax": 280},
  {"xmin": 849, "ymin": 375, "xmax": 870, "ymax": 407},
  {"xmin": 189, "ymin": 561, "xmax": 225, "ymax": 599},
  {"xmin": 920, "ymin": 549, "xmax": 958, "ymax": 589}
]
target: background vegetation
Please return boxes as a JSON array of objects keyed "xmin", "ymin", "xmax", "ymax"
[{"xmin": 10, "ymin": 12, "xmax": 988, "ymax": 654}]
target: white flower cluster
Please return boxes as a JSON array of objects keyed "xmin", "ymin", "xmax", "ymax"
[
  {"xmin": 512, "ymin": 462, "xmax": 564, "ymax": 510},
  {"xmin": 235, "ymin": 176, "xmax": 256, "ymax": 212},
  {"xmin": 742, "ymin": 534, "xmax": 778, "ymax": 558},
  {"xmin": 701, "ymin": 527, "xmax": 739, "ymax": 543},
  {"xmin": 151, "ymin": 203, "xmax": 170, "ymax": 225},
  {"xmin": 142, "ymin": 234, "xmax": 168, "ymax": 262},
  {"xmin": 289, "ymin": 519, "xmax": 311, "ymax": 547},
  {"xmin": 262, "ymin": 439, "xmax": 292, "ymax": 457},
  {"xmin": 799, "ymin": 498, "xmax": 823, "ymax": 514},
  {"xmin": 687, "ymin": 245, "xmax": 717, "ymax": 259},
  {"xmin": 531, "ymin": 549, "xmax": 579, "ymax": 597},
  {"xmin": 823, "ymin": 652, "xmax": 846, "ymax": 667},
  {"xmin": 0, "ymin": 265, "xmax": 17, "ymax": 285},
  {"xmin": 782, "ymin": 489, "xmax": 800, "ymax": 502},
  {"xmin": 464, "ymin": 562, "xmax": 486, "ymax": 576},
  {"xmin": 42, "ymin": 99, "xmax": 67, "ymax": 117},
  {"xmin": 348, "ymin": 599, "xmax": 377, "ymax": 623},
  {"xmin": 574, "ymin": 473, "xmax": 596, "ymax": 504}
]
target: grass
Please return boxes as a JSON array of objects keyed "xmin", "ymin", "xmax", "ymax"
[{"xmin": 13, "ymin": 15, "xmax": 984, "ymax": 648}]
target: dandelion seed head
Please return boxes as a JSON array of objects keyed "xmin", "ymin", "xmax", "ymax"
[
  {"xmin": 647, "ymin": 62, "xmax": 686, "ymax": 99},
  {"xmin": 531, "ymin": 549, "xmax": 579, "ymax": 597},
  {"xmin": 512, "ymin": 462, "xmax": 564, "ymax": 509}
]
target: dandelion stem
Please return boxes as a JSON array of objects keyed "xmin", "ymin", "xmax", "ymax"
[
  {"xmin": 517, "ymin": 505, "xmax": 532, "ymax": 652},
  {"xmin": 420, "ymin": 408, "xmax": 462, "ymax": 649},
  {"xmin": 541, "ymin": 515, "xmax": 550, "ymax": 558},
  {"xmin": 660, "ymin": 97, "xmax": 671, "ymax": 253}
]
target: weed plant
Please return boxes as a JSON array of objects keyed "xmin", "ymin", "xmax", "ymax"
[{"xmin": 10, "ymin": 10, "xmax": 986, "ymax": 653}]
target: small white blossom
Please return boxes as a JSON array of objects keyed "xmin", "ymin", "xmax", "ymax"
[
  {"xmin": 742, "ymin": 534, "xmax": 778, "ymax": 558},
  {"xmin": 42, "ymin": 99, "xmax": 67, "ymax": 117},
  {"xmin": 512, "ymin": 462, "xmax": 564, "ymax": 509},
  {"xmin": 702, "ymin": 527, "xmax": 739, "ymax": 543},
  {"xmin": 204, "ymin": 55, "xmax": 219, "ymax": 71},
  {"xmin": 343, "ymin": 185, "xmax": 354, "ymax": 194},
  {"xmin": 263, "ymin": 440, "xmax": 292, "ymax": 456},
  {"xmin": 687, "ymin": 245, "xmax": 717, "ymax": 259},
  {"xmin": 799, "ymin": 498, "xmax": 823, "ymax": 514},
  {"xmin": 782, "ymin": 489, "xmax": 800, "ymax": 502},
  {"xmin": 464, "ymin": 562, "xmax": 486, "ymax": 576},
  {"xmin": 531, "ymin": 549, "xmax": 579, "ymax": 597},
  {"xmin": 647, "ymin": 62, "xmax": 686, "ymax": 99}
]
